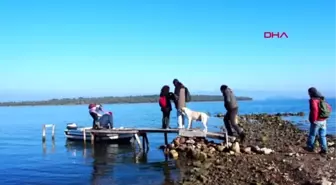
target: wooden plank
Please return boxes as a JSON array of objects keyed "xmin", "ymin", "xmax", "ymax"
[
  {"xmin": 138, "ymin": 128, "xmax": 179, "ymax": 133},
  {"xmin": 87, "ymin": 128, "xmax": 179, "ymax": 134},
  {"xmin": 206, "ymin": 132, "xmax": 225, "ymax": 140},
  {"xmin": 45, "ymin": 124, "xmax": 54, "ymax": 128},
  {"xmin": 85, "ymin": 127, "xmax": 232, "ymax": 143},
  {"xmin": 179, "ymin": 129, "xmax": 206, "ymax": 138},
  {"xmin": 88, "ymin": 129, "xmax": 139, "ymax": 134},
  {"xmin": 206, "ymin": 132, "xmax": 235, "ymax": 142}
]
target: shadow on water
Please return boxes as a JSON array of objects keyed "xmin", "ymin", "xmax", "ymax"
[{"xmin": 64, "ymin": 140, "xmax": 178, "ymax": 185}]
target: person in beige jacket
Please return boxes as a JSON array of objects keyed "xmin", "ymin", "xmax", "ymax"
[{"xmin": 173, "ymin": 79, "xmax": 191, "ymax": 128}]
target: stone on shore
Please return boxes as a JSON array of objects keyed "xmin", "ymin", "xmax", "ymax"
[
  {"xmin": 231, "ymin": 142, "xmax": 240, "ymax": 153},
  {"xmin": 169, "ymin": 149, "xmax": 178, "ymax": 159}
]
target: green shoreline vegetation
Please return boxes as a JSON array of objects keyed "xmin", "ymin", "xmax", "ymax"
[{"xmin": 0, "ymin": 95, "xmax": 252, "ymax": 107}]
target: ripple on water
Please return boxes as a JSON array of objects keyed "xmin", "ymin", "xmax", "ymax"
[{"xmin": 0, "ymin": 100, "xmax": 334, "ymax": 185}]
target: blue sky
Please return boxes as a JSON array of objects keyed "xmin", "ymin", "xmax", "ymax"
[{"xmin": 0, "ymin": 0, "xmax": 335, "ymax": 101}]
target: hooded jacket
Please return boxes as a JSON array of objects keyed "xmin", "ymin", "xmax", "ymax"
[
  {"xmin": 308, "ymin": 87, "xmax": 331, "ymax": 123},
  {"xmin": 173, "ymin": 80, "xmax": 186, "ymax": 109},
  {"xmin": 159, "ymin": 86, "xmax": 173, "ymax": 112},
  {"xmin": 222, "ymin": 87, "xmax": 238, "ymax": 111}
]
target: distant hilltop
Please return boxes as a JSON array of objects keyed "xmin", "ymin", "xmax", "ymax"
[{"xmin": 0, "ymin": 95, "xmax": 252, "ymax": 107}]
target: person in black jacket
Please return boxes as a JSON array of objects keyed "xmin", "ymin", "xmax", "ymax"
[
  {"xmin": 220, "ymin": 85, "xmax": 246, "ymax": 142},
  {"xmin": 159, "ymin": 85, "xmax": 175, "ymax": 129}
]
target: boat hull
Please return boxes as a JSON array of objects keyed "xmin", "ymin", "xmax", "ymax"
[{"xmin": 64, "ymin": 128, "xmax": 133, "ymax": 144}]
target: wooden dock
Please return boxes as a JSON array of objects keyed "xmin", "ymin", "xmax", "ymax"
[
  {"xmin": 41, "ymin": 123, "xmax": 233, "ymax": 150},
  {"xmin": 85, "ymin": 128, "xmax": 232, "ymax": 150}
]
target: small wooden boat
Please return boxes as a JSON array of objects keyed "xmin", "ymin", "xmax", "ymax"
[{"xmin": 64, "ymin": 123, "xmax": 134, "ymax": 144}]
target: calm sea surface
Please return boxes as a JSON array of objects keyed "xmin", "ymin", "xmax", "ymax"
[{"xmin": 0, "ymin": 99, "xmax": 335, "ymax": 185}]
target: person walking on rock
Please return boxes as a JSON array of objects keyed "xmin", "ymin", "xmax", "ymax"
[
  {"xmin": 173, "ymin": 79, "xmax": 191, "ymax": 129},
  {"xmin": 306, "ymin": 87, "xmax": 332, "ymax": 155},
  {"xmin": 220, "ymin": 85, "xmax": 246, "ymax": 141}
]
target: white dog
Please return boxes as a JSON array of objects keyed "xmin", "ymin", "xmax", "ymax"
[{"xmin": 180, "ymin": 107, "xmax": 210, "ymax": 132}]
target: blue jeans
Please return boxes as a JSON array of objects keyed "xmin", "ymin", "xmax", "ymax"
[
  {"xmin": 306, "ymin": 120, "xmax": 327, "ymax": 152},
  {"xmin": 99, "ymin": 114, "xmax": 113, "ymax": 129}
]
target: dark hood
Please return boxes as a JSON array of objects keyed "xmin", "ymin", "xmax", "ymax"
[
  {"xmin": 160, "ymin": 85, "xmax": 170, "ymax": 97},
  {"xmin": 173, "ymin": 79, "xmax": 179, "ymax": 85},
  {"xmin": 308, "ymin": 87, "xmax": 323, "ymax": 98},
  {"xmin": 173, "ymin": 79, "xmax": 185, "ymax": 87}
]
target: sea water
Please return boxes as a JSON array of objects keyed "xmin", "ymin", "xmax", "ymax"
[{"xmin": 0, "ymin": 99, "xmax": 334, "ymax": 185}]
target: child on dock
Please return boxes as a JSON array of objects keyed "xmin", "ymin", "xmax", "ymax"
[
  {"xmin": 159, "ymin": 85, "xmax": 175, "ymax": 129},
  {"xmin": 88, "ymin": 104, "xmax": 113, "ymax": 129}
]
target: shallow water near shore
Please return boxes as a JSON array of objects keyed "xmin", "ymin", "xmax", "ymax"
[{"xmin": 0, "ymin": 99, "xmax": 335, "ymax": 185}]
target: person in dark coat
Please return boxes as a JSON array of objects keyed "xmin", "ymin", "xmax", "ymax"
[
  {"xmin": 220, "ymin": 85, "xmax": 246, "ymax": 141},
  {"xmin": 159, "ymin": 85, "xmax": 175, "ymax": 129},
  {"xmin": 172, "ymin": 79, "xmax": 192, "ymax": 128}
]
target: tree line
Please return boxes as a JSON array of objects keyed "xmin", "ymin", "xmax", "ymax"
[{"xmin": 0, "ymin": 95, "xmax": 252, "ymax": 107}]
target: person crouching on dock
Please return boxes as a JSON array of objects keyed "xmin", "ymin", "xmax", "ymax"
[
  {"xmin": 88, "ymin": 104, "xmax": 113, "ymax": 129},
  {"xmin": 159, "ymin": 85, "xmax": 175, "ymax": 129}
]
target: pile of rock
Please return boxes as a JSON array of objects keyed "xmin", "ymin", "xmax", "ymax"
[
  {"xmin": 164, "ymin": 113, "xmax": 336, "ymax": 185},
  {"xmin": 160, "ymin": 136, "xmax": 275, "ymax": 161}
]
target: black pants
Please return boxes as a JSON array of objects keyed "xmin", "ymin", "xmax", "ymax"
[
  {"xmin": 162, "ymin": 111, "xmax": 171, "ymax": 129},
  {"xmin": 90, "ymin": 112, "xmax": 99, "ymax": 128},
  {"xmin": 223, "ymin": 107, "xmax": 242, "ymax": 136}
]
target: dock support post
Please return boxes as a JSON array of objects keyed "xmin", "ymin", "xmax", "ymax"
[
  {"xmin": 42, "ymin": 124, "xmax": 55, "ymax": 142},
  {"xmin": 51, "ymin": 124, "xmax": 55, "ymax": 140},
  {"xmin": 142, "ymin": 134, "xmax": 145, "ymax": 149},
  {"xmin": 144, "ymin": 134, "xmax": 149, "ymax": 150},
  {"xmin": 83, "ymin": 129, "xmax": 86, "ymax": 144},
  {"xmin": 164, "ymin": 133, "xmax": 168, "ymax": 145},
  {"xmin": 141, "ymin": 133, "xmax": 149, "ymax": 150},
  {"xmin": 51, "ymin": 139, "xmax": 55, "ymax": 153},
  {"xmin": 42, "ymin": 124, "xmax": 56, "ymax": 154},
  {"xmin": 91, "ymin": 132, "xmax": 95, "ymax": 145},
  {"xmin": 134, "ymin": 134, "xmax": 142, "ymax": 150},
  {"xmin": 83, "ymin": 144, "xmax": 87, "ymax": 158},
  {"xmin": 42, "ymin": 141, "xmax": 46, "ymax": 154},
  {"xmin": 225, "ymin": 130, "xmax": 228, "ymax": 147},
  {"xmin": 42, "ymin": 125, "xmax": 46, "ymax": 142}
]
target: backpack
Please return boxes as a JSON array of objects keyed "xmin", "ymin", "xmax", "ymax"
[
  {"xmin": 319, "ymin": 100, "xmax": 331, "ymax": 118},
  {"xmin": 185, "ymin": 87, "xmax": 191, "ymax": 102},
  {"xmin": 159, "ymin": 96, "xmax": 167, "ymax": 108}
]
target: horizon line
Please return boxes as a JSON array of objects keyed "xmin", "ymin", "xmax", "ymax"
[{"xmin": 0, "ymin": 94, "xmax": 232, "ymax": 103}]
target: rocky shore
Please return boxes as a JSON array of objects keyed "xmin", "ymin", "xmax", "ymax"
[{"xmin": 160, "ymin": 113, "xmax": 336, "ymax": 185}]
